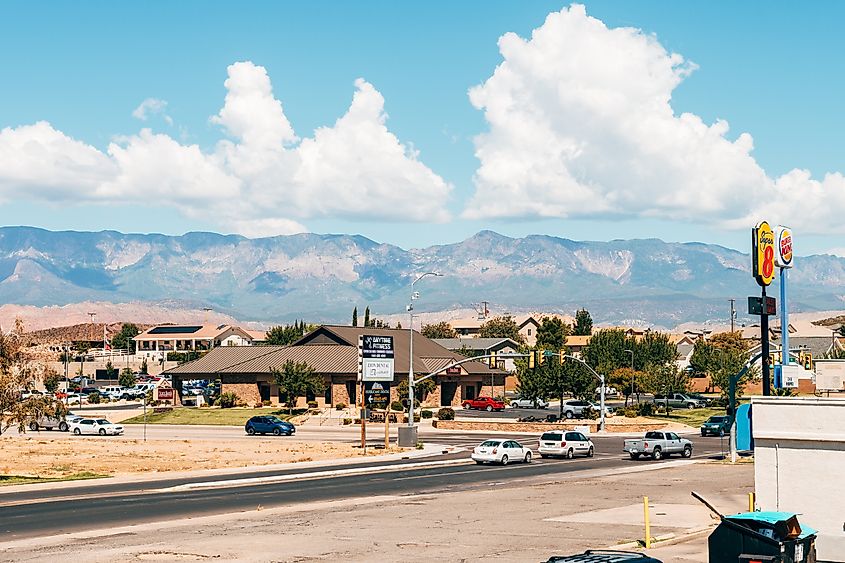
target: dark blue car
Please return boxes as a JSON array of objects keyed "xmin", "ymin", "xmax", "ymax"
[{"xmin": 245, "ymin": 416, "xmax": 296, "ymax": 436}]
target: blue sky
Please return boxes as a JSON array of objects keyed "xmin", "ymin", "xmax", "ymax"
[{"xmin": 1, "ymin": 1, "xmax": 844, "ymax": 255}]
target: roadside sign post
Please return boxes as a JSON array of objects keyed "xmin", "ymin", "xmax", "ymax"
[
  {"xmin": 752, "ymin": 221, "xmax": 776, "ymax": 395},
  {"xmin": 360, "ymin": 335, "xmax": 395, "ymax": 449},
  {"xmin": 775, "ymin": 226, "xmax": 794, "ymax": 369}
]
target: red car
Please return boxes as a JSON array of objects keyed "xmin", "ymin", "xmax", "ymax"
[{"xmin": 461, "ymin": 396, "xmax": 506, "ymax": 412}]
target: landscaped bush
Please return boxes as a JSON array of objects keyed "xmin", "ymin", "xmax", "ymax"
[
  {"xmin": 87, "ymin": 392, "xmax": 101, "ymax": 404},
  {"xmin": 420, "ymin": 409, "xmax": 433, "ymax": 419},
  {"xmin": 307, "ymin": 400, "xmax": 318, "ymax": 409},
  {"xmin": 581, "ymin": 406, "xmax": 599, "ymax": 420},
  {"xmin": 217, "ymin": 391, "xmax": 239, "ymax": 409},
  {"xmin": 335, "ymin": 402, "xmax": 347, "ymax": 410},
  {"xmin": 262, "ymin": 400, "xmax": 271, "ymax": 407},
  {"xmin": 390, "ymin": 400, "xmax": 404, "ymax": 412},
  {"xmin": 636, "ymin": 402, "xmax": 655, "ymax": 417},
  {"xmin": 622, "ymin": 407, "xmax": 638, "ymax": 418},
  {"xmin": 342, "ymin": 418, "xmax": 352, "ymax": 425},
  {"xmin": 436, "ymin": 407, "xmax": 455, "ymax": 420},
  {"xmin": 402, "ymin": 415, "xmax": 421, "ymax": 423}
]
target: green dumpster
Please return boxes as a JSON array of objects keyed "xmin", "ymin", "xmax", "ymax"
[{"xmin": 708, "ymin": 511, "xmax": 817, "ymax": 563}]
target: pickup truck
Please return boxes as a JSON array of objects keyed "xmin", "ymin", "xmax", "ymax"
[
  {"xmin": 510, "ymin": 396, "xmax": 549, "ymax": 409},
  {"xmin": 623, "ymin": 431, "xmax": 693, "ymax": 460},
  {"xmin": 652, "ymin": 393, "xmax": 706, "ymax": 409},
  {"xmin": 461, "ymin": 396, "xmax": 506, "ymax": 412}
]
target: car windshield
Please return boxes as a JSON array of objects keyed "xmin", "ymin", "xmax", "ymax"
[
  {"xmin": 479, "ymin": 440, "xmax": 501, "ymax": 447},
  {"xmin": 96, "ymin": 419, "xmax": 110, "ymax": 425},
  {"xmin": 707, "ymin": 416, "xmax": 727, "ymax": 423}
]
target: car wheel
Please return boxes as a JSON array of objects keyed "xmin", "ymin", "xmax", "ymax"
[
  {"xmin": 29, "ymin": 422, "xmax": 38, "ymax": 431},
  {"xmin": 587, "ymin": 446, "xmax": 594, "ymax": 458},
  {"xmin": 630, "ymin": 452, "xmax": 640, "ymax": 460},
  {"xmin": 273, "ymin": 428, "xmax": 282, "ymax": 436},
  {"xmin": 99, "ymin": 428, "xmax": 106, "ymax": 436},
  {"xmin": 652, "ymin": 447, "xmax": 663, "ymax": 461},
  {"xmin": 475, "ymin": 460, "xmax": 484, "ymax": 465},
  {"xmin": 486, "ymin": 405, "xmax": 493, "ymax": 412},
  {"xmin": 73, "ymin": 428, "xmax": 81, "ymax": 435},
  {"xmin": 59, "ymin": 422, "xmax": 68, "ymax": 432},
  {"xmin": 687, "ymin": 403, "xmax": 695, "ymax": 409},
  {"xmin": 566, "ymin": 448, "xmax": 574, "ymax": 460},
  {"xmin": 540, "ymin": 454, "xmax": 549, "ymax": 459},
  {"xmin": 500, "ymin": 454, "xmax": 509, "ymax": 466},
  {"xmin": 462, "ymin": 403, "xmax": 470, "ymax": 409},
  {"xmin": 565, "ymin": 411, "xmax": 573, "ymax": 419},
  {"xmin": 719, "ymin": 429, "xmax": 725, "ymax": 437},
  {"xmin": 524, "ymin": 451, "xmax": 532, "ymax": 463},
  {"xmin": 683, "ymin": 445, "xmax": 693, "ymax": 458},
  {"xmin": 246, "ymin": 426, "xmax": 256, "ymax": 435}
]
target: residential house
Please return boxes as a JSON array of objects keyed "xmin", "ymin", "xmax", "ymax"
[{"xmin": 134, "ymin": 324, "xmax": 256, "ymax": 359}]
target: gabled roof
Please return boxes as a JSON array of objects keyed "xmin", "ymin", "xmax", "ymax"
[
  {"xmin": 432, "ymin": 337, "xmax": 521, "ymax": 351},
  {"xmin": 135, "ymin": 324, "xmax": 253, "ymax": 341},
  {"xmin": 165, "ymin": 346, "xmax": 284, "ymax": 375}
]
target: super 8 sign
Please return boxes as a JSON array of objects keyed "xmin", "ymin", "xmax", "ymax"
[{"xmin": 752, "ymin": 221, "xmax": 775, "ymax": 287}]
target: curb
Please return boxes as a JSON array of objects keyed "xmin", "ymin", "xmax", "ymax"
[{"xmin": 610, "ymin": 524, "xmax": 715, "ymax": 551}]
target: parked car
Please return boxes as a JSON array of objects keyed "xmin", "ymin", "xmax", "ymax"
[
  {"xmin": 28, "ymin": 415, "xmax": 67, "ymax": 432},
  {"xmin": 560, "ymin": 399, "xmax": 593, "ymax": 419},
  {"xmin": 700, "ymin": 415, "xmax": 732, "ymax": 437},
  {"xmin": 461, "ymin": 396, "xmax": 506, "ymax": 412},
  {"xmin": 623, "ymin": 431, "xmax": 693, "ymax": 460},
  {"xmin": 471, "ymin": 439, "xmax": 532, "ymax": 465},
  {"xmin": 589, "ymin": 402, "xmax": 615, "ymax": 417},
  {"xmin": 69, "ymin": 418, "xmax": 124, "ymax": 436},
  {"xmin": 595, "ymin": 385, "xmax": 619, "ymax": 397},
  {"xmin": 245, "ymin": 416, "xmax": 296, "ymax": 436},
  {"xmin": 538, "ymin": 431, "xmax": 594, "ymax": 459},
  {"xmin": 80, "ymin": 387, "xmax": 100, "ymax": 396},
  {"xmin": 545, "ymin": 550, "xmax": 662, "ymax": 562},
  {"xmin": 652, "ymin": 393, "xmax": 706, "ymax": 409},
  {"xmin": 19, "ymin": 389, "xmax": 44, "ymax": 401},
  {"xmin": 101, "ymin": 385, "xmax": 128, "ymax": 400},
  {"xmin": 509, "ymin": 396, "xmax": 549, "ymax": 409},
  {"xmin": 687, "ymin": 393, "xmax": 713, "ymax": 407}
]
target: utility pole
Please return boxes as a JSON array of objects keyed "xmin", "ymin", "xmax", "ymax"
[{"xmin": 729, "ymin": 299, "xmax": 736, "ymax": 333}]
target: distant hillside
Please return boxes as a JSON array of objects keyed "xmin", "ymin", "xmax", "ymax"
[{"xmin": 0, "ymin": 226, "xmax": 843, "ymax": 326}]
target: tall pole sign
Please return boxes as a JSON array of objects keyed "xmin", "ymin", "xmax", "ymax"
[
  {"xmin": 775, "ymin": 226, "xmax": 793, "ymax": 376},
  {"xmin": 752, "ymin": 221, "xmax": 775, "ymax": 396}
]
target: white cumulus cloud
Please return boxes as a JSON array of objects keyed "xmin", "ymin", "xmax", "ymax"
[
  {"xmin": 0, "ymin": 62, "xmax": 451, "ymax": 236},
  {"xmin": 132, "ymin": 98, "xmax": 173, "ymax": 125},
  {"xmin": 463, "ymin": 4, "xmax": 845, "ymax": 234}
]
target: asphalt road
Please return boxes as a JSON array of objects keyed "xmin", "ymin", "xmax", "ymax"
[{"xmin": 0, "ymin": 433, "xmax": 728, "ymax": 541}]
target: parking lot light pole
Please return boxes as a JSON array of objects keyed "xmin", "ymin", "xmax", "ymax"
[
  {"xmin": 407, "ymin": 272, "xmax": 442, "ymax": 428},
  {"xmin": 624, "ymin": 349, "xmax": 634, "ymax": 404}
]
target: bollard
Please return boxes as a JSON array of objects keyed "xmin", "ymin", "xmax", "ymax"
[
  {"xmin": 748, "ymin": 491, "xmax": 755, "ymax": 512},
  {"xmin": 643, "ymin": 496, "xmax": 651, "ymax": 548}
]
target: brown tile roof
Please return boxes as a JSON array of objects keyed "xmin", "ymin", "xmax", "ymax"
[
  {"xmin": 221, "ymin": 345, "xmax": 359, "ymax": 374},
  {"xmin": 165, "ymin": 346, "xmax": 284, "ymax": 375}
]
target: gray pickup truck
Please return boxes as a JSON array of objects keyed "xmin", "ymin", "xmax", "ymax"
[
  {"xmin": 623, "ymin": 431, "xmax": 693, "ymax": 460},
  {"xmin": 652, "ymin": 393, "xmax": 706, "ymax": 409}
]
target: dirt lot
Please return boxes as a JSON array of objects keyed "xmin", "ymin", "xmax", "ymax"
[{"xmin": 0, "ymin": 436, "xmax": 399, "ymax": 478}]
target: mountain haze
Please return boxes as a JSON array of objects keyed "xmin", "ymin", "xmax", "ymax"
[{"xmin": 1, "ymin": 226, "xmax": 843, "ymax": 326}]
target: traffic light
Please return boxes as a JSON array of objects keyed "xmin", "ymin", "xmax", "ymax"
[
  {"xmin": 804, "ymin": 352, "xmax": 813, "ymax": 371},
  {"xmin": 769, "ymin": 353, "xmax": 778, "ymax": 367},
  {"xmin": 538, "ymin": 349, "xmax": 545, "ymax": 365},
  {"xmin": 488, "ymin": 351, "xmax": 497, "ymax": 369},
  {"xmin": 559, "ymin": 349, "xmax": 566, "ymax": 365},
  {"xmin": 528, "ymin": 351, "xmax": 535, "ymax": 369}
]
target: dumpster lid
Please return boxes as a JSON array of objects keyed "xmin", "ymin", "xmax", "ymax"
[{"xmin": 726, "ymin": 511, "xmax": 817, "ymax": 540}]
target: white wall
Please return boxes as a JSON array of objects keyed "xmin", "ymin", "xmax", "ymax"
[{"xmin": 753, "ymin": 396, "xmax": 845, "ymax": 561}]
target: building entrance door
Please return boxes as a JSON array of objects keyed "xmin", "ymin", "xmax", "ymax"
[
  {"xmin": 258, "ymin": 383, "xmax": 270, "ymax": 402},
  {"xmin": 441, "ymin": 382, "xmax": 458, "ymax": 406}
]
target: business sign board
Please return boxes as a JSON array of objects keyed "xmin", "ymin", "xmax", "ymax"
[
  {"xmin": 752, "ymin": 221, "xmax": 776, "ymax": 286},
  {"xmin": 445, "ymin": 365, "xmax": 461, "ymax": 375},
  {"xmin": 156, "ymin": 388, "xmax": 175, "ymax": 401},
  {"xmin": 361, "ymin": 335, "xmax": 395, "ymax": 382},
  {"xmin": 814, "ymin": 360, "xmax": 845, "ymax": 391},
  {"xmin": 364, "ymin": 381, "xmax": 391, "ymax": 409},
  {"xmin": 775, "ymin": 226, "xmax": 794, "ymax": 268},
  {"xmin": 780, "ymin": 364, "xmax": 803, "ymax": 389},
  {"xmin": 748, "ymin": 296, "xmax": 777, "ymax": 316}
]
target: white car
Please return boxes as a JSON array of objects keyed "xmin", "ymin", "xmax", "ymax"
[
  {"xmin": 471, "ymin": 439, "xmax": 532, "ymax": 465},
  {"xmin": 70, "ymin": 418, "xmax": 124, "ymax": 436},
  {"xmin": 538, "ymin": 430, "xmax": 594, "ymax": 459},
  {"xmin": 509, "ymin": 397, "xmax": 549, "ymax": 409}
]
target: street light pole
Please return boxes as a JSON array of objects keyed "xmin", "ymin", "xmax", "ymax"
[
  {"xmin": 407, "ymin": 272, "xmax": 442, "ymax": 428},
  {"xmin": 624, "ymin": 349, "xmax": 634, "ymax": 404}
]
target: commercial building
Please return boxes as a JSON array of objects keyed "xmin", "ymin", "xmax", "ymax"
[
  {"xmin": 134, "ymin": 324, "xmax": 257, "ymax": 358},
  {"xmin": 165, "ymin": 325, "xmax": 506, "ymax": 408}
]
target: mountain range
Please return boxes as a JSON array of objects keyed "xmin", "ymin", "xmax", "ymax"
[{"xmin": 1, "ymin": 226, "xmax": 844, "ymax": 328}]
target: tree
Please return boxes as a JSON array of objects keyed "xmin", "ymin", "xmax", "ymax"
[
  {"xmin": 111, "ymin": 323, "xmax": 140, "ymax": 353},
  {"xmin": 478, "ymin": 316, "xmax": 524, "ymax": 343},
  {"xmin": 265, "ymin": 321, "xmax": 307, "ymax": 346},
  {"xmin": 139, "ymin": 357, "xmax": 148, "ymax": 375},
  {"xmin": 119, "ymin": 367, "xmax": 136, "ymax": 388},
  {"xmin": 581, "ymin": 329, "xmax": 630, "ymax": 375},
  {"xmin": 352, "ymin": 307, "xmax": 358, "ymax": 327},
  {"xmin": 607, "ymin": 367, "xmax": 647, "ymax": 406},
  {"xmin": 43, "ymin": 368, "xmax": 61, "ymax": 393},
  {"xmin": 105, "ymin": 360, "xmax": 117, "ymax": 381},
  {"xmin": 397, "ymin": 377, "xmax": 436, "ymax": 405},
  {"xmin": 689, "ymin": 332, "xmax": 753, "ymax": 398},
  {"xmin": 642, "ymin": 363, "xmax": 690, "ymax": 396},
  {"xmin": 0, "ymin": 333, "xmax": 66, "ymax": 436},
  {"xmin": 634, "ymin": 332, "xmax": 678, "ymax": 371},
  {"xmin": 364, "ymin": 307, "xmax": 370, "ymax": 328},
  {"xmin": 573, "ymin": 309, "xmax": 593, "ymax": 336},
  {"xmin": 536, "ymin": 317, "xmax": 569, "ymax": 350},
  {"xmin": 421, "ymin": 322, "xmax": 457, "ymax": 339},
  {"xmin": 541, "ymin": 358, "xmax": 595, "ymax": 417},
  {"xmin": 271, "ymin": 360, "xmax": 325, "ymax": 414}
]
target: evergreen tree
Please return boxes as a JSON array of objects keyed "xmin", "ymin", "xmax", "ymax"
[
  {"xmin": 421, "ymin": 322, "xmax": 457, "ymax": 339},
  {"xmin": 573, "ymin": 309, "xmax": 593, "ymax": 336},
  {"xmin": 535, "ymin": 317, "xmax": 569, "ymax": 350},
  {"xmin": 352, "ymin": 307, "xmax": 358, "ymax": 327},
  {"xmin": 364, "ymin": 307, "xmax": 370, "ymax": 328}
]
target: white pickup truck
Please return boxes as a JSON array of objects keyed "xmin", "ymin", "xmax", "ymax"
[{"xmin": 623, "ymin": 431, "xmax": 693, "ymax": 460}]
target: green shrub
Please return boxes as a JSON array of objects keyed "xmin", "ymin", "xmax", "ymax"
[
  {"xmin": 218, "ymin": 391, "xmax": 239, "ymax": 409},
  {"xmin": 403, "ymin": 415, "xmax": 421, "ymax": 423},
  {"xmin": 436, "ymin": 407, "xmax": 455, "ymax": 421},
  {"xmin": 262, "ymin": 400, "xmax": 271, "ymax": 407},
  {"xmin": 87, "ymin": 392, "xmax": 101, "ymax": 404},
  {"xmin": 420, "ymin": 409, "xmax": 433, "ymax": 419},
  {"xmin": 581, "ymin": 406, "xmax": 599, "ymax": 420},
  {"xmin": 622, "ymin": 407, "xmax": 638, "ymax": 418},
  {"xmin": 342, "ymin": 418, "xmax": 352, "ymax": 425},
  {"xmin": 307, "ymin": 400, "xmax": 318, "ymax": 408},
  {"xmin": 636, "ymin": 402, "xmax": 655, "ymax": 417},
  {"xmin": 335, "ymin": 402, "xmax": 347, "ymax": 410},
  {"xmin": 390, "ymin": 400, "xmax": 404, "ymax": 412}
]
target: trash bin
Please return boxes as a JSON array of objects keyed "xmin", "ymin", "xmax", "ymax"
[{"xmin": 708, "ymin": 511, "xmax": 817, "ymax": 563}]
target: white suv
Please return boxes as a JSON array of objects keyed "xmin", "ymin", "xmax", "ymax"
[{"xmin": 538, "ymin": 431, "xmax": 594, "ymax": 459}]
